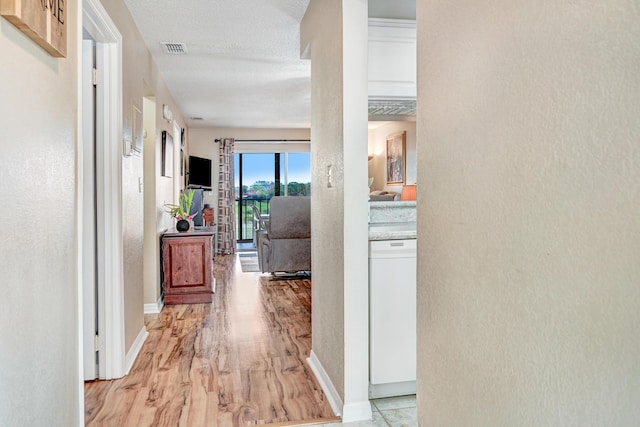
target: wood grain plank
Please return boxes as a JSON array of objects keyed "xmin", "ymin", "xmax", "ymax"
[{"xmin": 85, "ymin": 255, "xmax": 339, "ymax": 426}]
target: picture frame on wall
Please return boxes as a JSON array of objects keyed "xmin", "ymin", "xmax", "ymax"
[
  {"xmin": 0, "ymin": 0, "xmax": 67, "ymax": 57},
  {"xmin": 180, "ymin": 149, "xmax": 184, "ymax": 177},
  {"xmin": 386, "ymin": 131, "xmax": 406, "ymax": 184},
  {"xmin": 162, "ymin": 131, "xmax": 173, "ymax": 177},
  {"xmin": 180, "ymin": 128, "xmax": 187, "ymax": 186}
]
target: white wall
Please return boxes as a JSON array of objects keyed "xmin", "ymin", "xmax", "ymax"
[
  {"xmin": 301, "ymin": 0, "xmax": 371, "ymax": 421},
  {"xmin": 416, "ymin": 1, "xmax": 640, "ymax": 425},
  {"xmin": 0, "ymin": 4, "xmax": 80, "ymax": 425},
  {"xmin": 341, "ymin": 0, "xmax": 370, "ymax": 418},
  {"xmin": 367, "ymin": 121, "xmax": 416, "ymax": 193}
]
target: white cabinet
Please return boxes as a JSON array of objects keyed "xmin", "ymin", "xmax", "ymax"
[
  {"xmin": 368, "ymin": 18, "xmax": 417, "ymax": 99},
  {"xmin": 369, "ymin": 239, "xmax": 417, "ymax": 398}
]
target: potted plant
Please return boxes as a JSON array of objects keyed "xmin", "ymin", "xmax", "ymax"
[{"xmin": 164, "ymin": 189, "xmax": 196, "ymax": 232}]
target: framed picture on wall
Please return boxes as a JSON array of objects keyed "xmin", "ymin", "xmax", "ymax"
[
  {"xmin": 386, "ymin": 131, "xmax": 406, "ymax": 184},
  {"xmin": 162, "ymin": 131, "xmax": 173, "ymax": 177}
]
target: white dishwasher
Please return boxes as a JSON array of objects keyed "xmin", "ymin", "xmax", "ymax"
[{"xmin": 369, "ymin": 239, "xmax": 417, "ymax": 398}]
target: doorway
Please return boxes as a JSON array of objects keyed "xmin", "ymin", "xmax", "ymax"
[
  {"xmin": 81, "ymin": 34, "xmax": 98, "ymax": 381},
  {"xmin": 81, "ymin": 0, "xmax": 126, "ymax": 382}
]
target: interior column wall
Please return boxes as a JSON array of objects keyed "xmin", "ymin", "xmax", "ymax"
[
  {"xmin": 416, "ymin": 1, "xmax": 640, "ymax": 425},
  {"xmin": 341, "ymin": 0, "xmax": 370, "ymax": 418},
  {"xmin": 301, "ymin": 0, "xmax": 370, "ymax": 420},
  {"xmin": 302, "ymin": 0, "xmax": 347, "ymax": 403}
]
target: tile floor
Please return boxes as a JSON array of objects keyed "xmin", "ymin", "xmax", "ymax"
[{"xmin": 317, "ymin": 395, "xmax": 417, "ymax": 427}]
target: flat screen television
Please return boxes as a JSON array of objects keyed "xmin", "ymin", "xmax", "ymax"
[{"xmin": 188, "ymin": 155, "xmax": 212, "ymax": 188}]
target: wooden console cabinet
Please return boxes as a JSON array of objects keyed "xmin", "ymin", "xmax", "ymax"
[{"xmin": 162, "ymin": 230, "xmax": 215, "ymax": 304}]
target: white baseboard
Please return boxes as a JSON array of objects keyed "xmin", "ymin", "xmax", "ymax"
[
  {"xmin": 144, "ymin": 297, "xmax": 164, "ymax": 314},
  {"xmin": 342, "ymin": 400, "xmax": 373, "ymax": 423},
  {"xmin": 307, "ymin": 350, "xmax": 343, "ymax": 417},
  {"xmin": 369, "ymin": 380, "xmax": 416, "ymax": 399},
  {"xmin": 124, "ymin": 325, "xmax": 149, "ymax": 375}
]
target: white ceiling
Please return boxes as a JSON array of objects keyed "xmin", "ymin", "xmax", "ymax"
[{"xmin": 123, "ymin": 0, "xmax": 415, "ymax": 130}]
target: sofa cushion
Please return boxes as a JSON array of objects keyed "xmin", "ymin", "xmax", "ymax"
[
  {"xmin": 262, "ymin": 238, "xmax": 311, "ymax": 273},
  {"xmin": 370, "ymin": 193, "xmax": 397, "ymax": 201},
  {"xmin": 267, "ymin": 196, "xmax": 311, "ymax": 239},
  {"xmin": 369, "ymin": 190, "xmax": 399, "ymax": 201}
]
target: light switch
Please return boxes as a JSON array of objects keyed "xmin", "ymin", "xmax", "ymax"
[{"xmin": 123, "ymin": 138, "xmax": 132, "ymax": 157}]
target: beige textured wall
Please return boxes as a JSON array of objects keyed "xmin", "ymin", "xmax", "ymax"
[
  {"xmin": 115, "ymin": 0, "xmax": 145, "ymax": 347},
  {"xmin": 302, "ymin": 0, "xmax": 346, "ymax": 399},
  {"xmin": 99, "ymin": 0, "xmax": 187, "ymax": 317},
  {"xmin": 0, "ymin": 4, "xmax": 80, "ymax": 425},
  {"xmin": 301, "ymin": 0, "xmax": 370, "ymax": 415},
  {"xmin": 367, "ymin": 121, "xmax": 416, "ymax": 192},
  {"xmin": 142, "ymin": 95, "xmax": 175, "ymax": 308},
  {"xmin": 416, "ymin": 1, "xmax": 640, "ymax": 425}
]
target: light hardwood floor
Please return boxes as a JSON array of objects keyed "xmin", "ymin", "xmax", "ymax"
[{"xmin": 85, "ymin": 254, "xmax": 339, "ymax": 426}]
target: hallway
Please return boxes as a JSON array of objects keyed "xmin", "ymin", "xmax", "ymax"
[{"xmin": 85, "ymin": 255, "xmax": 337, "ymax": 426}]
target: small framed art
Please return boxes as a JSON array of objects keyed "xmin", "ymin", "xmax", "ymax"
[{"xmin": 386, "ymin": 131, "xmax": 406, "ymax": 184}]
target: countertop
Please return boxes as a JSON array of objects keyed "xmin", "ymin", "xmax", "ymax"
[
  {"xmin": 368, "ymin": 222, "xmax": 417, "ymax": 241},
  {"xmin": 369, "ymin": 200, "xmax": 416, "ymax": 224}
]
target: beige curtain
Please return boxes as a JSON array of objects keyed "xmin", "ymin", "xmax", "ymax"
[{"xmin": 216, "ymin": 138, "xmax": 236, "ymax": 254}]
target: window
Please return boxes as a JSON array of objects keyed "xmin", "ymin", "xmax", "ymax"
[{"xmin": 235, "ymin": 152, "xmax": 310, "ymax": 242}]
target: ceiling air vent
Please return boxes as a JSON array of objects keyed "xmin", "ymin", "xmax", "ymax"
[{"xmin": 160, "ymin": 42, "xmax": 187, "ymax": 55}]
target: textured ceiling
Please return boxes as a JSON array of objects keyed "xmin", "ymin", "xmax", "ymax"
[
  {"xmin": 123, "ymin": 0, "xmax": 416, "ymax": 129},
  {"xmin": 123, "ymin": 0, "xmax": 312, "ymax": 129}
]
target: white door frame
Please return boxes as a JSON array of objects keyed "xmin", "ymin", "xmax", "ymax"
[
  {"xmin": 80, "ymin": 0, "xmax": 126, "ymax": 380},
  {"xmin": 81, "ymin": 37, "xmax": 97, "ymax": 381}
]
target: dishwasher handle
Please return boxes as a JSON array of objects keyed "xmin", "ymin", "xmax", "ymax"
[{"xmin": 369, "ymin": 239, "xmax": 417, "ymax": 258}]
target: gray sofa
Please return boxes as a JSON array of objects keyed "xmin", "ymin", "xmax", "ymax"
[
  {"xmin": 257, "ymin": 196, "xmax": 311, "ymax": 273},
  {"xmin": 369, "ymin": 190, "xmax": 400, "ymax": 201}
]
